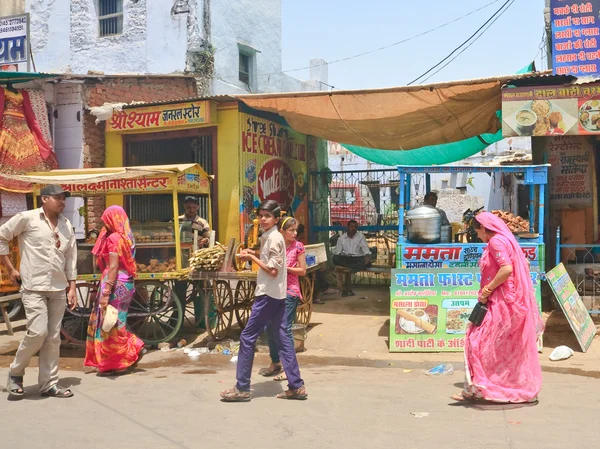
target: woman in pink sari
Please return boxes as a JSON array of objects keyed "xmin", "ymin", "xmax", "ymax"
[{"xmin": 452, "ymin": 212, "xmax": 544, "ymax": 403}]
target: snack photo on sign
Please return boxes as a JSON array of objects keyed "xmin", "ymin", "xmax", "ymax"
[
  {"xmin": 503, "ymin": 98, "xmax": 577, "ymax": 137},
  {"xmin": 395, "ymin": 305, "xmax": 438, "ymax": 335},
  {"xmin": 445, "ymin": 308, "xmax": 470, "ymax": 334},
  {"xmin": 578, "ymin": 99, "xmax": 600, "ymax": 132}
]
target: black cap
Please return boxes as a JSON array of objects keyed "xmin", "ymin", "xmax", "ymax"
[
  {"xmin": 184, "ymin": 196, "xmax": 199, "ymax": 205},
  {"xmin": 41, "ymin": 184, "xmax": 71, "ymax": 198}
]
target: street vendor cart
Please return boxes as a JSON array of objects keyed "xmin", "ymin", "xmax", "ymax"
[
  {"xmin": 187, "ymin": 243, "xmax": 326, "ymax": 341},
  {"xmin": 390, "ymin": 165, "xmax": 548, "ymax": 352},
  {"xmin": 10, "ymin": 164, "xmax": 213, "ymax": 346}
]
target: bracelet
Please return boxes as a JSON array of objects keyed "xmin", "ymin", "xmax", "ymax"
[
  {"xmin": 105, "ymin": 280, "xmax": 115, "ymax": 286},
  {"xmin": 483, "ymin": 286, "xmax": 494, "ymax": 294}
]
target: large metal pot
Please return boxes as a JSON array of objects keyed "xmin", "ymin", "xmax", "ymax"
[{"xmin": 405, "ymin": 205, "xmax": 441, "ymax": 244}]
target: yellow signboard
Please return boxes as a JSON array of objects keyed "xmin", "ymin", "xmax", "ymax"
[
  {"xmin": 106, "ymin": 101, "xmax": 212, "ymax": 132},
  {"xmin": 60, "ymin": 167, "xmax": 210, "ymax": 196}
]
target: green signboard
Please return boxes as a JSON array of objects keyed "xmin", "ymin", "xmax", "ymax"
[
  {"xmin": 546, "ymin": 263, "xmax": 597, "ymax": 352},
  {"xmin": 390, "ymin": 267, "xmax": 543, "ymax": 352}
]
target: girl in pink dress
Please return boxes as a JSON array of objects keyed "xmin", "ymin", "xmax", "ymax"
[
  {"xmin": 259, "ymin": 217, "xmax": 307, "ymax": 381},
  {"xmin": 452, "ymin": 212, "xmax": 544, "ymax": 403}
]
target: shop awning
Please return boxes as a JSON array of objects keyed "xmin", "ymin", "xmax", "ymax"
[
  {"xmin": 0, "ymin": 71, "xmax": 57, "ymax": 84},
  {"xmin": 238, "ymin": 73, "xmax": 544, "ymax": 151},
  {"xmin": 0, "ymin": 164, "xmax": 211, "ymax": 189}
]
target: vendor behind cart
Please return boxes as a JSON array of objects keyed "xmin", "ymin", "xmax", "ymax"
[
  {"xmin": 424, "ymin": 192, "xmax": 450, "ymax": 226},
  {"xmin": 179, "ymin": 196, "xmax": 210, "ymax": 248}
]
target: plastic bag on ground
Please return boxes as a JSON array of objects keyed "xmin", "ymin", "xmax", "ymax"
[
  {"xmin": 426, "ymin": 363, "xmax": 454, "ymax": 375},
  {"xmin": 549, "ymin": 346, "xmax": 574, "ymax": 361}
]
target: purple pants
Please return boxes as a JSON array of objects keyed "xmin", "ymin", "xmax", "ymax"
[{"xmin": 236, "ymin": 294, "xmax": 304, "ymax": 392}]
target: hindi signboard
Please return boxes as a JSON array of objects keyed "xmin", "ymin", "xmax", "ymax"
[
  {"xmin": 501, "ymin": 83, "xmax": 600, "ymax": 137},
  {"xmin": 0, "ymin": 14, "xmax": 29, "ymax": 72},
  {"xmin": 389, "ymin": 267, "xmax": 543, "ymax": 352},
  {"xmin": 546, "ymin": 263, "xmax": 597, "ymax": 352},
  {"xmin": 545, "ymin": 136, "xmax": 593, "ymax": 208},
  {"xmin": 550, "ymin": 0, "xmax": 600, "ymax": 76},
  {"xmin": 106, "ymin": 101, "xmax": 213, "ymax": 132}
]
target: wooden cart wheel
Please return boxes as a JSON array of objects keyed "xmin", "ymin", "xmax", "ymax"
[
  {"xmin": 232, "ymin": 243, "xmax": 247, "ymax": 271},
  {"xmin": 296, "ymin": 275, "xmax": 314, "ymax": 326},
  {"xmin": 128, "ymin": 281, "xmax": 183, "ymax": 346},
  {"xmin": 61, "ymin": 282, "xmax": 98, "ymax": 347},
  {"xmin": 234, "ymin": 280, "xmax": 256, "ymax": 329},
  {"xmin": 206, "ymin": 280, "xmax": 234, "ymax": 341},
  {"xmin": 0, "ymin": 291, "xmax": 22, "ymax": 323}
]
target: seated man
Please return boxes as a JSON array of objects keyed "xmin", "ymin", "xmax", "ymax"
[
  {"xmin": 424, "ymin": 192, "xmax": 450, "ymax": 226},
  {"xmin": 332, "ymin": 220, "xmax": 371, "ymax": 297}
]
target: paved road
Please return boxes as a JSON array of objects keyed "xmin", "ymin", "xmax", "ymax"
[{"xmin": 0, "ymin": 359, "xmax": 598, "ymax": 449}]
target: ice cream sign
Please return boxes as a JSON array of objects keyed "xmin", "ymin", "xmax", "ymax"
[{"xmin": 257, "ymin": 159, "xmax": 295, "ymax": 205}]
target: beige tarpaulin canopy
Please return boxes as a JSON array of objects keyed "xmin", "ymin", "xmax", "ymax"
[{"xmin": 238, "ymin": 73, "xmax": 538, "ymax": 151}]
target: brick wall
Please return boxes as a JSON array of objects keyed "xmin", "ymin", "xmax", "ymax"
[{"xmin": 82, "ymin": 76, "xmax": 197, "ymax": 228}]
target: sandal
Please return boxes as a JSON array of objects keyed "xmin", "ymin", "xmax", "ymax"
[
  {"xmin": 258, "ymin": 364, "xmax": 282, "ymax": 377},
  {"xmin": 220, "ymin": 387, "xmax": 252, "ymax": 402},
  {"xmin": 7, "ymin": 372, "xmax": 24, "ymax": 397},
  {"xmin": 276, "ymin": 385, "xmax": 308, "ymax": 400},
  {"xmin": 41, "ymin": 385, "xmax": 74, "ymax": 398},
  {"xmin": 273, "ymin": 372, "xmax": 288, "ymax": 382},
  {"xmin": 450, "ymin": 391, "xmax": 475, "ymax": 402}
]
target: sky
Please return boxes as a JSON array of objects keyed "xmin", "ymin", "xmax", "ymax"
[{"xmin": 281, "ymin": 0, "xmax": 547, "ymax": 90}]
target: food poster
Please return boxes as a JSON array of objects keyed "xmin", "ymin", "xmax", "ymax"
[
  {"xmin": 501, "ymin": 84, "xmax": 600, "ymax": 137},
  {"xmin": 546, "ymin": 263, "xmax": 597, "ymax": 352},
  {"xmin": 544, "ymin": 136, "xmax": 594, "ymax": 208},
  {"xmin": 390, "ymin": 267, "xmax": 543, "ymax": 352},
  {"xmin": 239, "ymin": 112, "xmax": 308, "ymax": 243}
]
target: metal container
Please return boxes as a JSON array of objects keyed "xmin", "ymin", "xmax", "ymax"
[
  {"xmin": 440, "ymin": 224, "xmax": 452, "ymax": 243},
  {"xmin": 405, "ymin": 205, "xmax": 441, "ymax": 244}
]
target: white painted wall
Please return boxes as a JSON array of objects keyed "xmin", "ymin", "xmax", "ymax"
[{"xmin": 24, "ymin": 0, "xmax": 326, "ymax": 93}]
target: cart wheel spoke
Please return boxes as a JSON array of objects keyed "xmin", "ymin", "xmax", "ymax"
[
  {"xmin": 60, "ymin": 282, "xmax": 97, "ymax": 347},
  {"xmin": 127, "ymin": 281, "xmax": 183, "ymax": 346},
  {"xmin": 234, "ymin": 280, "xmax": 255, "ymax": 330},
  {"xmin": 206, "ymin": 280, "xmax": 233, "ymax": 340}
]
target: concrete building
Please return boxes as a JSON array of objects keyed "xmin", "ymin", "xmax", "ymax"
[{"xmin": 0, "ymin": 0, "xmax": 328, "ymax": 94}]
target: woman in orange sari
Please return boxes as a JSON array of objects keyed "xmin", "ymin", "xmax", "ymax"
[
  {"xmin": 84, "ymin": 206, "xmax": 145, "ymax": 375},
  {"xmin": 0, "ymin": 87, "xmax": 58, "ymax": 191}
]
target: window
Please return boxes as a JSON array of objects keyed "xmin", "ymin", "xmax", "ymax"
[
  {"xmin": 239, "ymin": 52, "xmax": 251, "ymax": 87},
  {"xmin": 99, "ymin": 0, "xmax": 123, "ymax": 37}
]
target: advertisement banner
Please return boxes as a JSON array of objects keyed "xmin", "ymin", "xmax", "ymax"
[
  {"xmin": 397, "ymin": 244, "xmax": 540, "ymax": 268},
  {"xmin": 389, "ymin": 267, "xmax": 543, "ymax": 352},
  {"xmin": 545, "ymin": 136, "xmax": 594, "ymax": 207},
  {"xmin": 546, "ymin": 263, "xmax": 597, "ymax": 352},
  {"xmin": 0, "ymin": 14, "xmax": 29, "ymax": 72},
  {"xmin": 239, "ymin": 113, "xmax": 308, "ymax": 242},
  {"xmin": 550, "ymin": 0, "xmax": 600, "ymax": 76},
  {"xmin": 502, "ymin": 83, "xmax": 600, "ymax": 137},
  {"xmin": 106, "ymin": 101, "xmax": 212, "ymax": 132}
]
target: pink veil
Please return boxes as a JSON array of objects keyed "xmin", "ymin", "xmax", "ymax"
[{"xmin": 475, "ymin": 211, "xmax": 544, "ymax": 337}]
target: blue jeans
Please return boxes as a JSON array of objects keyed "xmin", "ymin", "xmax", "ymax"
[
  {"xmin": 236, "ymin": 295, "xmax": 304, "ymax": 392},
  {"xmin": 266, "ymin": 294, "xmax": 299, "ymax": 364}
]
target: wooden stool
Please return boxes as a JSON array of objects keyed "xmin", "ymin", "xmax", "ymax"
[{"xmin": 0, "ymin": 292, "xmax": 21, "ymax": 336}]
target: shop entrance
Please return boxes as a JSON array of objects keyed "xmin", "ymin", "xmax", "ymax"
[{"xmin": 123, "ymin": 129, "xmax": 216, "ymax": 225}]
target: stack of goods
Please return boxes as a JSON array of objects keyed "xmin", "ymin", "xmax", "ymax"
[
  {"xmin": 133, "ymin": 231, "xmax": 174, "ymax": 243},
  {"xmin": 491, "ymin": 210, "xmax": 530, "ymax": 233},
  {"xmin": 137, "ymin": 257, "xmax": 177, "ymax": 273},
  {"xmin": 188, "ymin": 245, "xmax": 226, "ymax": 271}
]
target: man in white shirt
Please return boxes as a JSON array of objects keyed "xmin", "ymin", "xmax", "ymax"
[
  {"xmin": 0, "ymin": 185, "xmax": 77, "ymax": 399},
  {"xmin": 332, "ymin": 220, "xmax": 372, "ymax": 297}
]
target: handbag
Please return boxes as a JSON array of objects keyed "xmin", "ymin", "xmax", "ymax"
[
  {"xmin": 102, "ymin": 305, "xmax": 118, "ymax": 333},
  {"xmin": 468, "ymin": 302, "xmax": 488, "ymax": 326}
]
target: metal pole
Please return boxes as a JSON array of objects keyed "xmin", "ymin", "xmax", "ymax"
[
  {"xmin": 529, "ymin": 184, "xmax": 535, "ymax": 233},
  {"xmin": 398, "ymin": 172, "xmax": 406, "ymax": 243}
]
